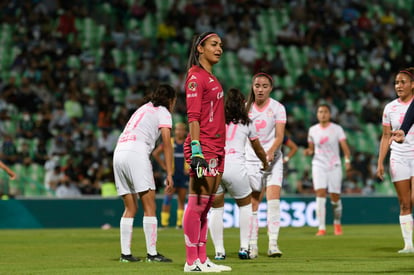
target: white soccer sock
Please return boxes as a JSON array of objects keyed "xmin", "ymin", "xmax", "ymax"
[
  {"xmin": 209, "ymin": 207, "xmax": 225, "ymax": 254},
  {"xmin": 239, "ymin": 203, "xmax": 252, "ymax": 249},
  {"xmin": 332, "ymin": 200, "xmax": 342, "ymax": 225},
  {"xmin": 399, "ymin": 214, "xmax": 413, "ymax": 249},
  {"xmin": 316, "ymin": 197, "xmax": 326, "ymax": 230},
  {"xmin": 143, "ymin": 216, "xmax": 158, "ymax": 255},
  {"xmin": 267, "ymin": 199, "xmax": 280, "ymax": 246},
  {"xmin": 120, "ymin": 217, "xmax": 134, "ymax": 255},
  {"xmin": 249, "ymin": 211, "xmax": 259, "ymax": 247}
]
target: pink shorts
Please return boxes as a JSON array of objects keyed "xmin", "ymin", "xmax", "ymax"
[{"xmin": 184, "ymin": 141, "xmax": 225, "ymax": 177}]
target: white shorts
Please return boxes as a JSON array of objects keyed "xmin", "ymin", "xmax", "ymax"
[
  {"xmin": 217, "ymin": 162, "xmax": 251, "ymax": 199},
  {"xmin": 312, "ymin": 165, "xmax": 342, "ymax": 194},
  {"xmin": 246, "ymin": 157, "xmax": 284, "ymax": 192},
  {"xmin": 389, "ymin": 153, "xmax": 414, "ymax": 182},
  {"xmin": 113, "ymin": 149, "xmax": 155, "ymax": 196}
]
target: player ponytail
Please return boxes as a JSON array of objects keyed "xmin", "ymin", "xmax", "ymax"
[
  {"xmin": 225, "ymin": 88, "xmax": 250, "ymax": 125},
  {"xmin": 186, "ymin": 31, "xmax": 217, "ymax": 71},
  {"xmin": 151, "ymin": 84, "xmax": 176, "ymax": 109}
]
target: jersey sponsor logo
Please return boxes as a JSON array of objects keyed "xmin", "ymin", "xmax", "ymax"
[
  {"xmin": 267, "ymin": 109, "xmax": 274, "ymax": 117},
  {"xmin": 216, "ymin": 200, "xmax": 318, "ymax": 228},
  {"xmin": 118, "ymin": 133, "xmax": 137, "ymax": 143},
  {"xmin": 319, "ymin": 136, "xmax": 329, "ymax": 145},
  {"xmin": 197, "ymin": 158, "xmax": 219, "ymax": 177},
  {"xmin": 187, "ymin": 92, "xmax": 197, "ymax": 98},
  {"xmin": 399, "ymin": 113, "xmax": 405, "ymax": 124},
  {"xmin": 209, "ymin": 77, "xmax": 214, "ymax": 83},
  {"xmin": 189, "ymin": 75, "xmax": 197, "ymax": 80},
  {"xmin": 209, "ymin": 158, "xmax": 217, "ymax": 169},
  {"xmin": 254, "ymin": 119, "xmax": 267, "ymax": 132},
  {"xmin": 217, "ymin": 90, "xmax": 224, "ymax": 99},
  {"xmin": 188, "ymin": 81, "xmax": 197, "ymax": 91}
]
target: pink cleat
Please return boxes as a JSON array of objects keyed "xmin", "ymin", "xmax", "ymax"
[
  {"xmin": 316, "ymin": 229, "xmax": 326, "ymax": 236},
  {"xmin": 334, "ymin": 224, "xmax": 343, "ymax": 236}
]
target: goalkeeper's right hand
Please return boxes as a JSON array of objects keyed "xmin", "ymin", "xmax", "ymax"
[{"xmin": 190, "ymin": 140, "xmax": 208, "ymax": 178}]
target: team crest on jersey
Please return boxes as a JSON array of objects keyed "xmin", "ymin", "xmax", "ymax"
[
  {"xmin": 267, "ymin": 109, "xmax": 274, "ymax": 117},
  {"xmin": 188, "ymin": 81, "xmax": 197, "ymax": 91}
]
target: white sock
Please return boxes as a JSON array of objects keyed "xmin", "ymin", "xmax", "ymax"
[
  {"xmin": 249, "ymin": 211, "xmax": 258, "ymax": 247},
  {"xmin": 332, "ymin": 200, "xmax": 342, "ymax": 225},
  {"xmin": 399, "ymin": 214, "xmax": 413, "ymax": 249},
  {"xmin": 316, "ymin": 197, "xmax": 326, "ymax": 230},
  {"xmin": 143, "ymin": 216, "xmax": 158, "ymax": 255},
  {"xmin": 209, "ymin": 207, "xmax": 225, "ymax": 254},
  {"xmin": 120, "ymin": 217, "xmax": 134, "ymax": 255},
  {"xmin": 267, "ymin": 199, "xmax": 280, "ymax": 246},
  {"xmin": 239, "ymin": 203, "xmax": 252, "ymax": 249}
]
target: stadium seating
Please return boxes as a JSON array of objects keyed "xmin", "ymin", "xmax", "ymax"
[{"xmin": 1, "ymin": 1, "xmax": 407, "ymax": 197}]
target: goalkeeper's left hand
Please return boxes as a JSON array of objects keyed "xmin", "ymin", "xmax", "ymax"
[{"xmin": 190, "ymin": 140, "xmax": 208, "ymax": 178}]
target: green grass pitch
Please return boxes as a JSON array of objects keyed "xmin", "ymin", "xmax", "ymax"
[{"xmin": 1, "ymin": 225, "xmax": 414, "ymax": 274}]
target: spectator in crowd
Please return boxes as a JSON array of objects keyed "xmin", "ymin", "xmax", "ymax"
[{"xmin": 55, "ymin": 172, "xmax": 82, "ymax": 198}]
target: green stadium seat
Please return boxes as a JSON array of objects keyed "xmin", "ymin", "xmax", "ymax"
[
  {"xmin": 290, "ymin": 148, "xmax": 310, "ymax": 176},
  {"xmin": 142, "ymin": 14, "xmax": 157, "ymax": 39},
  {"xmin": 67, "ymin": 55, "xmax": 80, "ymax": 69},
  {"xmin": 3, "ymin": 120, "xmax": 17, "ymax": 134},
  {"xmin": 98, "ymin": 72, "xmax": 114, "ymax": 88},
  {"xmin": 111, "ymin": 87, "xmax": 126, "ymax": 104},
  {"xmin": 125, "ymin": 48, "xmax": 139, "ymax": 66},
  {"xmin": 286, "ymin": 171, "xmax": 300, "ymax": 193},
  {"xmin": 111, "ymin": 48, "xmax": 124, "ymax": 67},
  {"xmin": 172, "ymin": 113, "xmax": 184, "ymax": 124}
]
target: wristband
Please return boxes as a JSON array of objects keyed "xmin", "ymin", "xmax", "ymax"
[
  {"xmin": 345, "ymin": 158, "xmax": 351, "ymax": 164},
  {"xmin": 283, "ymin": 156, "xmax": 290, "ymax": 162},
  {"xmin": 191, "ymin": 140, "xmax": 202, "ymax": 156}
]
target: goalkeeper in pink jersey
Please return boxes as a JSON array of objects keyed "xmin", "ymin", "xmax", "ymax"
[
  {"xmin": 182, "ymin": 32, "xmax": 231, "ymax": 272},
  {"xmin": 304, "ymin": 103, "xmax": 351, "ymax": 236}
]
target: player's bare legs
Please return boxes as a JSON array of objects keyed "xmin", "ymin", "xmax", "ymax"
[{"xmin": 249, "ymin": 188, "xmax": 264, "ymax": 258}]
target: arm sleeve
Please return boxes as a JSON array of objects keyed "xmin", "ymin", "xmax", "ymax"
[
  {"xmin": 400, "ymin": 100, "xmax": 414, "ymax": 134},
  {"xmin": 185, "ymin": 73, "xmax": 203, "ymax": 123}
]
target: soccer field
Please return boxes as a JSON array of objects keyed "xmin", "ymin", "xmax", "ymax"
[{"xmin": 1, "ymin": 225, "xmax": 414, "ymax": 274}]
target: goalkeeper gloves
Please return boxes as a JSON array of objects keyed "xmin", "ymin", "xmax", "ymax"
[{"xmin": 190, "ymin": 140, "xmax": 208, "ymax": 178}]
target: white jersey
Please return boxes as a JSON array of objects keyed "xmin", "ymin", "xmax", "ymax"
[
  {"xmin": 225, "ymin": 122, "xmax": 259, "ymax": 163},
  {"xmin": 114, "ymin": 102, "xmax": 172, "ymax": 155},
  {"xmin": 307, "ymin": 122, "xmax": 346, "ymax": 169},
  {"xmin": 245, "ymin": 98, "xmax": 286, "ymax": 162},
  {"xmin": 382, "ymin": 98, "xmax": 414, "ymax": 157}
]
